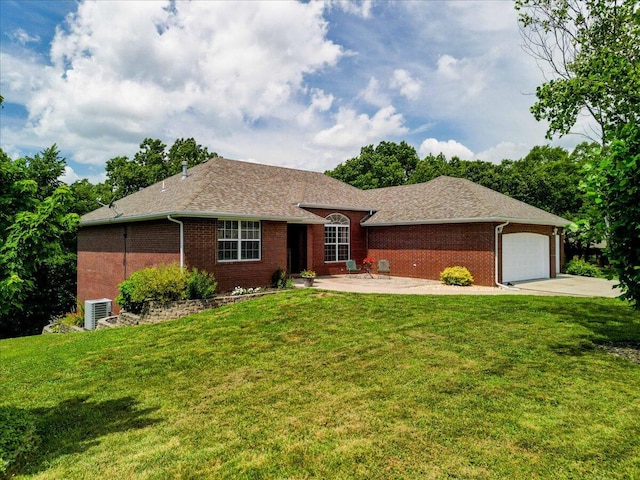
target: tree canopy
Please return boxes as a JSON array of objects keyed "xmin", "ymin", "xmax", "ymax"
[
  {"xmin": 0, "ymin": 147, "xmax": 79, "ymax": 337},
  {"xmin": 325, "ymin": 141, "xmax": 419, "ymax": 189},
  {"xmin": 517, "ymin": 0, "xmax": 640, "ymax": 307},
  {"xmin": 106, "ymin": 138, "xmax": 216, "ymax": 198}
]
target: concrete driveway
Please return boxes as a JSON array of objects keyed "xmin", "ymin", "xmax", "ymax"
[
  {"xmin": 513, "ymin": 274, "xmax": 620, "ymax": 298},
  {"xmin": 293, "ymin": 274, "xmax": 619, "ymax": 298}
]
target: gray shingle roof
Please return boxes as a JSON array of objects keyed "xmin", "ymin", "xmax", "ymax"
[
  {"xmin": 361, "ymin": 176, "xmax": 569, "ymax": 227},
  {"xmin": 81, "ymin": 159, "xmax": 570, "ymax": 227},
  {"xmin": 81, "ymin": 157, "xmax": 373, "ymax": 226}
]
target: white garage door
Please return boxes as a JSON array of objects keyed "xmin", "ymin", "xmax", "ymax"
[{"xmin": 502, "ymin": 233, "xmax": 550, "ymax": 283}]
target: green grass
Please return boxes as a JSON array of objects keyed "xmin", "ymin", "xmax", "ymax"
[{"xmin": 2, "ymin": 291, "xmax": 640, "ymax": 479}]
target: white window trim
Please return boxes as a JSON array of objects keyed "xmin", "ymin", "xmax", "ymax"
[
  {"xmin": 217, "ymin": 220, "xmax": 262, "ymax": 262},
  {"xmin": 324, "ymin": 213, "xmax": 350, "ymax": 263}
]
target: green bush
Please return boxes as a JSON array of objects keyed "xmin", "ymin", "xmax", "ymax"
[
  {"xmin": 271, "ymin": 267, "xmax": 291, "ymax": 289},
  {"xmin": 440, "ymin": 266, "xmax": 474, "ymax": 286},
  {"xmin": 128, "ymin": 263, "xmax": 188, "ymax": 304},
  {"xmin": 566, "ymin": 256, "xmax": 601, "ymax": 277},
  {"xmin": 116, "ymin": 264, "xmax": 218, "ymax": 312},
  {"xmin": 115, "ymin": 278, "xmax": 145, "ymax": 314},
  {"xmin": 186, "ymin": 268, "xmax": 217, "ymax": 300},
  {"xmin": 0, "ymin": 408, "xmax": 39, "ymax": 477}
]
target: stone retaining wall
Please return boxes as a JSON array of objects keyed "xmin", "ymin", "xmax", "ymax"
[
  {"xmin": 139, "ymin": 291, "xmax": 277, "ymax": 324},
  {"xmin": 45, "ymin": 290, "xmax": 280, "ymax": 333}
]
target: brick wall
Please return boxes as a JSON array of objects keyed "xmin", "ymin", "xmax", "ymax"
[
  {"xmin": 302, "ymin": 208, "xmax": 370, "ymax": 276},
  {"xmin": 78, "ymin": 218, "xmax": 289, "ymax": 309},
  {"xmin": 77, "ymin": 222, "xmax": 180, "ymax": 309},
  {"xmin": 183, "ymin": 218, "xmax": 288, "ymax": 293},
  {"xmin": 367, "ymin": 223, "xmax": 496, "ymax": 286}
]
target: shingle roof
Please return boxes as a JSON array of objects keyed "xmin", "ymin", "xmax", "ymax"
[
  {"xmin": 81, "ymin": 157, "xmax": 373, "ymax": 226},
  {"xmin": 81, "ymin": 159, "xmax": 569, "ymax": 227},
  {"xmin": 361, "ymin": 176, "xmax": 569, "ymax": 227}
]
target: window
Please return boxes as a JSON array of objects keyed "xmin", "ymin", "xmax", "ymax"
[
  {"xmin": 217, "ymin": 220, "xmax": 261, "ymax": 261},
  {"xmin": 324, "ymin": 213, "xmax": 350, "ymax": 262}
]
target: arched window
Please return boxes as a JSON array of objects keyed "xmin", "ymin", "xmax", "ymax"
[{"xmin": 324, "ymin": 213, "xmax": 350, "ymax": 262}]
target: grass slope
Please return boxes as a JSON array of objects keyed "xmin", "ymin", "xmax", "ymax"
[{"xmin": 2, "ymin": 291, "xmax": 640, "ymax": 479}]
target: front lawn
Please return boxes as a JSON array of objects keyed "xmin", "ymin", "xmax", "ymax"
[{"xmin": 1, "ymin": 291, "xmax": 639, "ymax": 479}]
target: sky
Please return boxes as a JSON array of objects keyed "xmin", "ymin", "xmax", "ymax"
[{"xmin": 0, "ymin": 0, "xmax": 584, "ymax": 184}]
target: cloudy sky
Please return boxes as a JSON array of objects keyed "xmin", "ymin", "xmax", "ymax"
[{"xmin": 1, "ymin": 0, "xmax": 579, "ymax": 184}]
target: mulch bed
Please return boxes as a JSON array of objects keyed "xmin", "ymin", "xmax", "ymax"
[{"xmin": 597, "ymin": 342, "xmax": 640, "ymax": 364}]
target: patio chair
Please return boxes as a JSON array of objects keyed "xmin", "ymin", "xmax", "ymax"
[
  {"xmin": 345, "ymin": 259, "xmax": 361, "ymax": 277},
  {"xmin": 377, "ymin": 259, "xmax": 391, "ymax": 279}
]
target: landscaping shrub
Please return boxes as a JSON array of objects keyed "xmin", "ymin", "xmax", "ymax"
[
  {"xmin": 440, "ymin": 266, "xmax": 474, "ymax": 286},
  {"xmin": 0, "ymin": 407, "xmax": 39, "ymax": 477},
  {"xmin": 116, "ymin": 264, "xmax": 218, "ymax": 312},
  {"xmin": 566, "ymin": 256, "xmax": 601, "ymax": 277},
  {"xmin": 271, "ymin": 267, "xmax": 291, "ymax": 289},
  {"xmin": 186, "ymin": 268, "xmax": 217, "ymax": 300},
  {"xmin": 115, "ymin": 279, "xmax": 145, "ymax": 314}
]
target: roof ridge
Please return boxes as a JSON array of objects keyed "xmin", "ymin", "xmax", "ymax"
[
  {"xmin": 454, "ymin": 177, "xmax": 502, "ymax": 217},
  {"xmin": 179, "ymin": 159, "xmax": 219, "ymax": 210}
]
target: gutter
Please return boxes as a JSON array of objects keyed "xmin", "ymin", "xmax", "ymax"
[
  {"xmin": 494, "ymin": 221, "xmax": 517, "ymax": 290},
  {"xmin": 167, "ymin": 215, "xmax": 184, "ymax": 269},
  {"xmin": 81, "ymin": 210, "xmax": 328, "ymax": 227},
  {"xmin": 362, "ymin": 216, "xmax": 569, "ymax": 228}
]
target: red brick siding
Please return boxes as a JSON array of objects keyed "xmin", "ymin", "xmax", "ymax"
[
  {"xmin": 367, "ymin": 223, "xmax": 496, "ymax": 286},
  {"xmin": 77, "ymin": 222, "xmax": 180, "ymax": 310},
  {"xmin": 78, "ymin": 219, "xmax": 289, "ymax": 308},
  {"xmin": 302, "ymin": 208, "xmax": 369, "ymax": 276},
  {"xmin": 183, "ymin": 219, "xmax": 287, "ymax": 293}
]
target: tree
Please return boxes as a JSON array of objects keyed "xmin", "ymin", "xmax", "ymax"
[
  {"xmin": 0, "ymin": 148, "xmax": 79, "ymax": 337},
  {"xmin": 516, "ymin": 0, "xmax": 640, "ymax": 142},
  {"xmin": 326, "ymin": 141, "xmax": 419, "ymax": 189},
  {"xmin": 106, "ymin": 138, "xmax": 215, "ymax": 198},
  {"xmin": 517, "ymin": 0, "xmax": 640, "ymax": 306},
  {"xmin": 584, "ymin": 123, "xmax": 640, "ymax": 307}
]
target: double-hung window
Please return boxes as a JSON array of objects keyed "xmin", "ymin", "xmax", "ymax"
[
  {"xmin": 217, "ymin": 220, "xmax": 261, "ymax": 261},
  {"xmin": 324, "ymin": 213, "xmax": 350, "ymax": 262}
]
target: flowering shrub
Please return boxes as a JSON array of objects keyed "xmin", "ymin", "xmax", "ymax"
[
  {"xmin": 440, "ymin": 266, "xmax": 474, "ymax": 286},
  {"xmin": 300, "ymin": 269, "xmax": 316, "ymax": 278},
  {"xmin": 230, "ymin": 286, "xmax": 263, "ymax": 296}
]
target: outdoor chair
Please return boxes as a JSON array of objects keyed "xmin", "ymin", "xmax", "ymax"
[
  {"xmin": 377, "ymin": 259, "xmax": 391, "ymax": 279},
  {"xmin": 345, "ymin": 259, "xmax": 361, "ymax": 277}
]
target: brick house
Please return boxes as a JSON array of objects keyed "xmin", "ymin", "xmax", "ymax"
[{"xmin": 78, "ymin": 157, "xmax": 569, "ymax": 307}]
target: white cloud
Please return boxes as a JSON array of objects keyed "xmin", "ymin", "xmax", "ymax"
[
  {"xmin": 419, "ymin": 138, "xmax": 474, "ymax": 159},
  {"xmin": 435, "ymin": 54, "xmax": 485, "ymax": 98},
  {"xmin": 14, "ymin": 0, "xmax": 345, "ymax": 166},
  {"xmin": 327, "ymin": 0, "xmax": 373, "ymax": 18},
  {"xmin": 390, "ymin": 69, "xmax": 421, "ymax": 100},
  {"xmin": 7, "ymin": 28, "xmax": 40, "ymax": 45},
  {"xmin": 436, "ymin": 54, "xmax": 459, "ymax": 80},
  {"xmin": 60, "ymin": 165, "xmax": 106, "ymax": 185},
  {"xmin": 475, "ymin": 141, "xmax": 531, "ymax": 163},
  {"xmin": 357, "ymin": 77, "xmax": 390, "ymax": 107},
  {"xmin": 313, "ymin": 105, "xmax": 408, "ymax": 149},
  {"xmin": 297, "ymin": 88, "xmax": 334, "ymax": 126}
]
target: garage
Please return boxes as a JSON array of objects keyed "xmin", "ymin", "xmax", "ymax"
[{"xmin": 502, "ymin": 232, "xmax": 550, "ymax": 283}]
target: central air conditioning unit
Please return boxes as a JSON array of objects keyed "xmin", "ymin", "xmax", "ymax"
[{"xmin": 84, "ymin": 299, "xmax": 112, "ymax": 330}]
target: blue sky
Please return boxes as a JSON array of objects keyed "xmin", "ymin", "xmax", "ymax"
[{"xmin": 1, "ymin": 0, "xmax": 583, "ymax": 184}]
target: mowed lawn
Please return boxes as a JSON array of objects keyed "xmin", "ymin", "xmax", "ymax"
[{"xmin": 2, "ymin": 290, "xmax": 640, "ymax": 479}]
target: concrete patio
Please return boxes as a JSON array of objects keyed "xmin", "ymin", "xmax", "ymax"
[{"xmin": 293, "ymin": 273, "xmax": 619, "ymax": 298}]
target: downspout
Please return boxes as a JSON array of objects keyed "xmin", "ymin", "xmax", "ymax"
[
  {"xmin": 167, "ymin": 215, "xmax": 184, "ymax": 269},
  {"xmin": 495, "ymin": 221, "xmax": 515, "ymax": 289}
]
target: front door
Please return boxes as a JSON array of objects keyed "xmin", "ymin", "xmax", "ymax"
[{"xmin": 287, "ymin": 224, "xmax": 307, "ymax": 274}]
